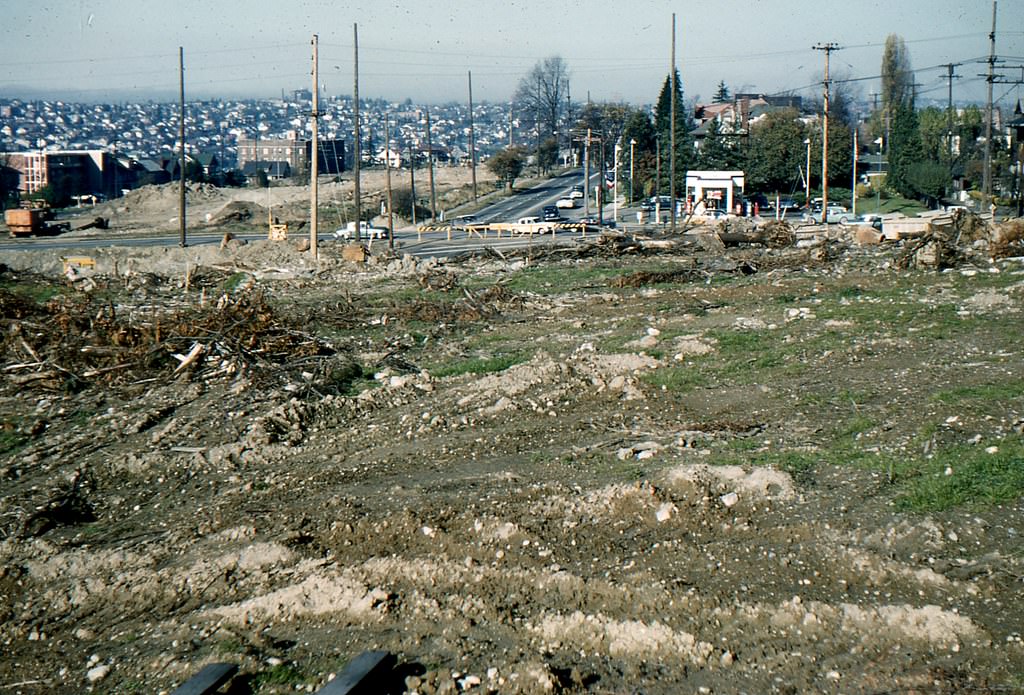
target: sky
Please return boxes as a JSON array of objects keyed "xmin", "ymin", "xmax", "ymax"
[{"xmin": 1, "ymin": 0, "xmax": 1022, "ymax": 109}]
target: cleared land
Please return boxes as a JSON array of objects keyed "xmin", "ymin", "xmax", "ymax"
[{"xmin": 1, "ymin": 195, "xmax": 1023, "ymax": 694}]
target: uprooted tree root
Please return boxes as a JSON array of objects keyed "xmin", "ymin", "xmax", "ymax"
[
  {"xmin": 2, "ymin": 285, "xmax": 340, "ymax": 393},
  {"xmin": 990, "ymin": 220, "xmax": 1024, "ymax": 259},
  {"xmin": 388, "ymin": 284, "xmax": 522, "ymax": 324}
]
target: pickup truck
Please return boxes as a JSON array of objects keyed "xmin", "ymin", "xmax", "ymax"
[{"xmin": 334, "ymin": 220, "xmax": 387, "ymax": 240}]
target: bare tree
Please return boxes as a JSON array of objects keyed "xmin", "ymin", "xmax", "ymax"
[{"xmin": 514, "ymin": 56, "xmax": 570, "ymax": 143}]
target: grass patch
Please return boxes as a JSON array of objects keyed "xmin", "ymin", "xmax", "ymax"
[
  {"xmin": 252, "ymin": 663, "xmax": 305, "ymax": 688},
  {"xmin": 932, "ymin": 380, "xmax": 1024, "ymax": 412},
  {"xmin": 501, "ymin": 263, "xmax": 623, "ymax": 295},
  {"xmin": 0, "ymin": 427, "xmax": 28, "ymax": 456},
  {"xmin": 221, "ymin": 272, "xmax": 251, "ymax": 293},
  {"xmin": 894, "ymin": 438, "xmax": 1024, "ymax": 512},
  {"xmin": 642, "ymin": 366, "xmax": 711, "ymax": 392},
  {"xmin": 429, "ymin": 352, "xmax": 529, "ymax": 378}
]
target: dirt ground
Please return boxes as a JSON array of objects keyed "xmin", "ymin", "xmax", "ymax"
[
  {"xmin": 1, "ymin": 199, "xmax": 1024, "ymax": 694},
  {"xmin": 59, "ymin": 166, "xmax": 497, "ymax": 237}
]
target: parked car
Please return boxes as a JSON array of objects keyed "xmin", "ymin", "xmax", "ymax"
[
  {"xmin": 703, "ymin": 208, "xmax": 729, "ymax": 221},
  {"xmin": 556, "ymin": 197, "xmax": 577, "ymax": 209},
  {"xmin": 778, "ymin": 198, "xmax": 800, "ymax": 213},
  {"xmin": 334, "ymin": 220, "xmax": 386, "ymax": 240},
  {"xmin": 745, "ymin": 192, "xmax": 773, "ymax": 212},
  {"xmin": 452, "ymin": 214, "xmax": 478, "ymax": 225}
]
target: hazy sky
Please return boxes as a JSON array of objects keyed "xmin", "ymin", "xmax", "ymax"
[{"xmin": 2, "ymin": 1, "xmax": 1022, "ymax": 107}]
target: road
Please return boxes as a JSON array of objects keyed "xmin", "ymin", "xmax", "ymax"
[{"xmin": 3, "ymin": 169, "xmax": 615, "ymax": 259}]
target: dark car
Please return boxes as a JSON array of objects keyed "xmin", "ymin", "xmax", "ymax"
[
  {"xmin": 542, "ymin": 205, "xmax": 560, "ymax": 221},
  {"xmin": 746, "ymin": 193, "xmax": 773, "ymax": 212},
  {"xmin": 778, "ymin": 198, "xmax": 800, "ymax": 213}
]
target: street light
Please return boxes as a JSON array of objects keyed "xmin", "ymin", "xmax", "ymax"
[
  {"xmin": 629, "ymin": 138, "xmax": 636, "ymax": 205},
  {"xmin": 804, "ymin": 137, "xmax": 811, "ymax": 214},
  {"xmin": 613, "ymin": 141, "xmax": 621, "ymax": 222},
  {"xmin": 874, "ymin": 136, "xmax": 883, "ymax": 213}
]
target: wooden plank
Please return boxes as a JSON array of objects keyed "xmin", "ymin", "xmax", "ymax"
[
  {"xmin": 316, "ymin": 650, "xmax": 395, "ymax": 694},
  {"xmin": 169, "ymin": 663, "xmax": 238, "ymax": 695}
]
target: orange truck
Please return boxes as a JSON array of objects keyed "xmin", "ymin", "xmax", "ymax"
[{"xmin": 4, "ymin": 207, "xmax": 70, "ymax": 237}]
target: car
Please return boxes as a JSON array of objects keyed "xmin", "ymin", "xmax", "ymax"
[
  {"xmin": 517, "ymin": 216, "xmax": 541, "ymax": 225},
  {"xmin": 452, "ymin": 214, "xmax": 478, "ymax": 225},
  {"xmin": 778, "ymin": 198, "xmax": 800, "ymax": 213},
  {"xmin": 334, "ymin": 220, "xmax": 386, "ymax": 240},
  {"xmin": 825, "ymin": 205, "xmax": 849, "ymax": 224},
  {"xmin": 556, "ymin": 197, "xmax": 577, "ymax": 209},
  {"xmin": 542, "ymin": 205, "xmax": 561, "ymax": 221},
  {"xmin": 568, "ymin": 190, "xmax": 584, "ymax": 200},
  {"xmin": 578, "ymin": 216, "xmax": 598, "ymax": 225},
  {"xmin": 804, "ymin": 206, "xmax": 850, "ymax": 224},
  {"xmin": 745, "ymin": 193, "xmax": 773, "ymax": 213},
  {"xmin": 703, "ymin": 208, "xmax": 729, "ymax": 220}
]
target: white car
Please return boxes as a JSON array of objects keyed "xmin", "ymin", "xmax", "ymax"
[
  {"xmin": 556, "ymin": 197, "xmax": 577, "ymax": 209},
  {"xmin": 334, "ymin": 221, "xmax": 387, "ymax": 240},
  {"xmin": 569, "ymin": 190, "xmax": 584, "ymax": 199}
]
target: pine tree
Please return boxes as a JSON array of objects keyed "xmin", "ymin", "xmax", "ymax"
[
  {"xmin": 713, "ymin": 80, "xmax": 730, "ymax": 103},
  {"xmin": 653, "ymin": 69, "xmax": 695, "ymax": 194}
]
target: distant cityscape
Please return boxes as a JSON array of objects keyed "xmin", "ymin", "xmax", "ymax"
[{"xmin": 0, "ymin": 90, "xmax": 532, "ymax": 199}]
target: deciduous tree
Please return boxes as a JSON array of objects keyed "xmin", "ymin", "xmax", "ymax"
[{"xmin": 487, "ymin": 146, "xmax": 527, "ymax": 191}]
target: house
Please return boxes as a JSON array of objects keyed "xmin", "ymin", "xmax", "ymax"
[
  {"xmin": 195, "ymin": 152, "xmax": 220, "ymax": 178},
  {"xmin": 375, "ymin": 147, "xmax": 402, "ymax": 168},
  {"xmin": 136, "ymin": 159, "xmax": 172, "ymax": 187},
  {"xmin": 242, "ymin": 160, "xmax": 291, "ymax": 184}
]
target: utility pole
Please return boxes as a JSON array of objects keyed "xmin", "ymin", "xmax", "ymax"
[
  {"xmin": 310, "ymin": 34, "xmax": 319, "ymax": 258},
  {"xmin": 814, "ymin": 42, "xmax": 840, "ymax": 223},
  {"xmin": 669, "ymin": 12, "xmax": 677, "ymax": 231},
  {"xmin": 983, "ymin": 1, "xmax": 998, "ymax": 204},
  {"xmin": 178, "ymin": 46, "xmax": 186, "ymax": 247},
  {"xmin": 583, "ymin": 128, "xmax": 591, "ymax": 215},
  {"xmin": 408, "ymin": 140, "xmax": 416, "ymax": 226},
  {"xmin": 944, "ymin": 62, "xmax": 963, "ymax": 204},
  {"xmin": 353, "ymin": 23, "xmax": 362, "ymax": 241},
  {"xmin": 385, "ymin": 113, "xmax": 394, "ymax": 250},
  {"xmin": 468, "ymin": 70, "xmax": 477, "ymax": 200},
  {"xmin": 426, "ymin": 106, "xmax": 437, "ymax": 222},
  {"xmin": 851, "ymin": 127, "xmax": 857, "ymax": 216},
  {"xmin": 943, "ymin": 63, "xmax": 962, "ymax": 171}
]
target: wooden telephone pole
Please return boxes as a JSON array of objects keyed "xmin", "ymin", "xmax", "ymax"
[
  {"xmin": 814, "ymin": 42, "xmax": 840, "ymax": 222},
  {"xmin": 353, "ymin": 23, "xmax": 362, "ymax": 241},
  {"xmin": 178, "ymin": 47, "xmax": 186, "ymax": 247},
  {"xmin": 310, "ymin": 34, "xmax": 319, "ymax": 258}
]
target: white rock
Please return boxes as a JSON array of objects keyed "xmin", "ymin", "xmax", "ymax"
[
  {"xmin": 421, "ymin": 526, "xmax": 436, "ymax": 537},
  {"xmin": 720, "ymin": 491, "xmax": 739, "ymax": 507},
  {"xmin": 459, "ymin": 674, "xmax": 482, "ymax": 688},
  {"xmin": 86, "ymin": 664, "xmax": 110, "ymax": 683},
  {"xmin": 826, "ymin": 670, "xmax": 840, "ymax": 680},
  {"xmin": 655, "ymin": 503, "xmax": 676, "ymax": 523}
]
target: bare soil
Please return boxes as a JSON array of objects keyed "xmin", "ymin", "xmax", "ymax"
[{"xmin": 1, "ymin": 202, "xmax": 1023, "ymax": 694}]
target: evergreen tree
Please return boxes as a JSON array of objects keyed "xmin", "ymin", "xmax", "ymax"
[
  {"xmin": 697, "ymin": 120, "xmax": 743, "ymax": 171},
  {"xmin": 653, "ymin": 69, "xmax": 695, "ymax": 195},
  {"xmin": 713, "ymin": 80, "xmax": 730, "ymax": 103},
  {"xmin": 888, "ymin": 101, "xmax": 924, "ymax": 197}
]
